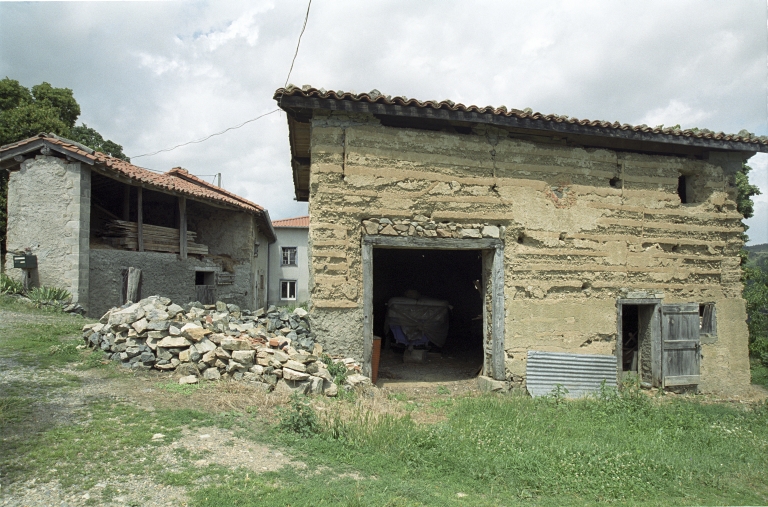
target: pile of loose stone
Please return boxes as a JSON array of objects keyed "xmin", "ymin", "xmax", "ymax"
[{"xmin": 82, "ymin": 295, "xmax": 371, "ymax": 396}]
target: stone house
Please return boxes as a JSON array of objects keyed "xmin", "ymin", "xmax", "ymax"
[
  {"xmin": 275, "ymin": 85, "xmax": 768, "ymax": 394},
  {"xmin": 268, "ymin": 215, "xmax": 310, "ymax": 307},
  {"xmin": 0, "ymin": 134, "xmax": 276, "ymax": 318}
]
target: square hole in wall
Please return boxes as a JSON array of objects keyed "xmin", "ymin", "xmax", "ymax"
[{"xmin": 195, "ymin": 271, "xmax": 214, "ymax": 286}]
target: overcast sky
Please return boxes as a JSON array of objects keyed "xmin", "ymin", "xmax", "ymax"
[{"xmin": 1, "ymin": 0, "xmax": 767, "ymax": 244}]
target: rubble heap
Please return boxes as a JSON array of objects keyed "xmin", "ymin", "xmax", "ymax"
[{"xmin": 82, "ymin": 295, "xmax": 371, "ymax": 396}]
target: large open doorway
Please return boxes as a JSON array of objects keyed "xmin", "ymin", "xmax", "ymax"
[
  {"xmin": 362, "ymin": 235, "xmax": 506, "ymax": 384},
  {"xmin": 372, "ymin": 248, "xmax": 483, "ymax": 383}
]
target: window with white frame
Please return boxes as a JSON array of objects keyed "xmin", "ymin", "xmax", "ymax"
[
  {"xmin": 282, "ymin": 247, "xmax": 297, "ymax": 266},
  {"xmin": 280, "ymin": 280, "xmax": 297, "ymax": 300}
]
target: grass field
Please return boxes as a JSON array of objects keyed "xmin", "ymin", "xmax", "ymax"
[{"xmin": 1, "ymin": 296, "xmax": 767, "ymax": 506}]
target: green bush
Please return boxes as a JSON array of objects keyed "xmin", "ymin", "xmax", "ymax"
[
  {"xmin": 278, "ymin": 392, "xmax": 319, "ymax": 438},
  {"xmin": 26, "ymin": 285, "xmax": 71, "ymax": 307},
  {"xmin": 320, "ymin": 354, "xmax": 349, "ymax": 385},
  {"xmin": 744, "ymin": 266, "xmax": 768, "ymax": 367},
  {"xmin": 0, "ymin": 273, "xmax": 23, "ymax": 295}
]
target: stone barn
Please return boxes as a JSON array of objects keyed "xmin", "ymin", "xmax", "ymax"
[
  {"xmin": 275, "ymin": 85, "xmax": 768, "ymax": 395},
  {"xmin": 1, "ymin": 134, "xmax": 275, "ymax": 317}
]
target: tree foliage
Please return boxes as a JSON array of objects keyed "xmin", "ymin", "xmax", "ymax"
[
  {"xmin": 736, "ymin": 163, "xmax": 761, "ymax": 222},
  {"xmin": 69, "ymin": 124, "xmax": 128, "ymax": 160},
  {"xmin": 0, "ymin": 77, "xmax": 129, "ymax": 254},
  {"xmin": 737, "ymin": 163, "xmax": 768, "ymax": 368},
  {"xmin": 744, "ymin": 266, "xmax": 768, "ymax": 366}
]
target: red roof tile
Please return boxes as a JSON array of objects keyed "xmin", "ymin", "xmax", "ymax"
[
  {"xmin": 274, "ymin": 86, "xmax": 768, "ymax": 150},
  {"xmin": 0, "ymin": 134, "xmax": 276, "ymax": 241},
  {"xmin": 272, "ymin": 216, "xmax": 309, "ymax": 227}
]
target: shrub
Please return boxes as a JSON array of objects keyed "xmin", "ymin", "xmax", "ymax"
[
  {"xmin": 0, "ymin": 273, "xmax": 23, "ymax": 295},
  {"xmin": 278, "ymin": 392, "xmax": 319, "ymax": 438},
  {"xmin": 320, "ymin": 354, "xmax": 349, "ymax": 385},
  {"xmin": 26, "ymin": 285, "xmax": 71, "ymax": 307}
]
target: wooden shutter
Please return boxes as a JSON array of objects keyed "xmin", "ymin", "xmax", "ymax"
[{"xmin": 661, "ymin": 303, "xmax": 700, "ymax": 387}]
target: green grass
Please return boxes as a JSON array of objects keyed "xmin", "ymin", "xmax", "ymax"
[
  {"xmin": 225, "ymin": 392, "xmax": 767, "ymax": 507},
  {"xmin": 2, "ymin": 400, "xmax": 225, "ymax": 487},
  {"xmin": 2, "ymin": 300, "xmax": 768, "ymax": 506}
]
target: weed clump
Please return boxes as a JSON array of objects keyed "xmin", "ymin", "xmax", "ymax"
[
  {"xmin": 0, "ymin": 273, "xmax": 23, "ymax": 295},
  {"xmin": 278, "ymin": 393, "xmax": 319, "ymax": 438}
]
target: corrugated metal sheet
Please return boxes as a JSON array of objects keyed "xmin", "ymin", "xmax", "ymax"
[{"xmin": 526, "ymin": 351, "xmax": 617, "ymax": 398}]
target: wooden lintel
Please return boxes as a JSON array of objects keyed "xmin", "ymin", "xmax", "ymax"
[
  {"xmin": 363, "ymin": 235, "xmax": 502, "ymax": 250},
  {"xmin": 179, "ymin": 196, "xmax": 187, "ymax": 260},
  {"xmin": 137, "ymin": 187, "xmax": 144, "ymax": 252}
]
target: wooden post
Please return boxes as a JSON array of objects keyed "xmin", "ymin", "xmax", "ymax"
[
  {"xmin": 122, "ymin": 185, "xmax": 130, "ymax": 221},
  {"xmin": 491, "ymin": 245, "xmax": 506, "ymax": 381},
  {"xmin": 361, "ymin": 239, "xmax": 373, "ymax": 378},
  {"xmin": 126, "ymin": 267, "xmax": 141, "ymax": 303},
  {"xmin": 179, "ymin": 196, "xmax": 187, "ymax": 260},
  {"xmin": 137, "ymin": 187, "xmax": 144, "ymax": 252}
]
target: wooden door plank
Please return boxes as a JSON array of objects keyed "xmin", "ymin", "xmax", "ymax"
[
  {"xmin": 362, "ymin": 241, "xmax": 373, "ymax": 378},
  {"xmin": 661, "ymin": 303, "xmax": 700, "ymax": 387}
]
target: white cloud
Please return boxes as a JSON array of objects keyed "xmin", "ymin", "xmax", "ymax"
[
  {"xmin": 638, "ymin": 100, "xmax": 711, "ymax": 129},
  {"xmin": 0, "ymin": 0, "xmax": 766, "ymax": 226}
]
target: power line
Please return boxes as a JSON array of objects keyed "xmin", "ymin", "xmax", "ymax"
[
  {"xmin": 130, "ymin": 109, "xmax": 279, "ymax": 159},
  {"xmin": 283, "ymin": 0, "xmax": 312, "ymax": 90},
  {"xmin": 128, "ymin": 0, "xmax": 313, "ymax": 160}
]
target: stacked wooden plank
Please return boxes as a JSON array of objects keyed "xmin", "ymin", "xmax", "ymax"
[{"xmin": 101, "ymin": 220, "xmax": 209, "ymax": 255}]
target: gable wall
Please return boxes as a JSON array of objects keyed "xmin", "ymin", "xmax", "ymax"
[
  {"xmin": 305, "ymin": 111, "xmax": 751, "ymax": 394},
  {"xmin": 3, "ymin": 155, "xmax": 90, "ymax": 307}
]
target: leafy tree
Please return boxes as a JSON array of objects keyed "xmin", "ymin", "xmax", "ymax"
[
  {"xmin": 69, "ymin": 124, "xmax": 129, "ymax": 160},
  {"xmin": 0, "ymin": 77, "xmax": 128, "ymax": 255},
  {"xmin": 736, "ymin": 163, "xmax": 761, "ymax": 224},
  {"xmin": 737, "ymin": 162, "xmax": 768, "ymax": 369},
  {"xmin": 744, "ymin": 266, "xmax": 768, "ymax": 367}
]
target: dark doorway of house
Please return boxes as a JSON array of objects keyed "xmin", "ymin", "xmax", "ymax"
[
  {"xmin": 620, "ymin": 303, "xmax": 655, "ymax": 382},
  {"xmin": 373, "ymin": 248, "xmax": 483, "ymax": 384}
]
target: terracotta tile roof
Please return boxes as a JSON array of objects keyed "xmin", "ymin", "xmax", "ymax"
[
  {"xmin": 274, "ymin": 85, "xmax": 768, "ymax": 150},
  {"xmin": 272, "ymin": 216, "xmax": 309, "ymax": 227},
  {"xmin": 0, "ymin": 133, "xmax": 276, "ymax": 242}
]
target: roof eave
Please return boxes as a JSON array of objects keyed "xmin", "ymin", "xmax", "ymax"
[{"xmin": 276, "ymin": 93, "xmax": 768, "ymax": 154}]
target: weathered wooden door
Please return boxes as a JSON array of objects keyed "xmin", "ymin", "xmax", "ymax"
[
  {"xmin": 661, "ymin": 303, "xmax": 700, "ymax": 387},
  {"xmin": 195, "ymin": 285, "xmax": 216, "ymax": 305}
]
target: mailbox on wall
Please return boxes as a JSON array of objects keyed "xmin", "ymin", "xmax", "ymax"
[{"xmin": 13, "ymin": 254, "xmax": 37, "ymax": 269}]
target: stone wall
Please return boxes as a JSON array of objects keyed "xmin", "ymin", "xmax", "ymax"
[
  {"xmin": 3, "ymin": 156, "xmax": 90, "ymax": 307},
  {"xmin": 305, "ymin": 111, "xmax": 750, "ymax": 394},
  {"xmin": 88, "ymin": 250, "xmax": 256, "ymax": 318}
]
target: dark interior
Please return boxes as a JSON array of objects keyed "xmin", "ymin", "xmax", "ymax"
[
  {"xmin": 90, "ymin": 172, "xmax": 179, "ymax": 243},
  {"xmin": 373, "ymin": 248, "xmax": 484, "ymax": 380},
  {"xmin": 621, "ymin": 304, "xmax": 639, "ymax": 372}
]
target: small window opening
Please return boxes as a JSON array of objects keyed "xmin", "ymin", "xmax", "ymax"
[
  {"xmin": 517, "ymin": 233, "xmax": 525, "ymax": 244},
  {"xmin": 282, "ymin": 247, "xmax": 297, "ymax": 266},
  {"xmin": 677, "ymin": 175, "xmax": 688, "ymax": 203},
  {"xmin": 281, "ymin": 280, "xmax": 297, "ymax": 300},
  {"xmin": 195, "ymin": 271, "xmax": 214, "ymax": 286},
  {"xmin": 609, "ymin": 177, "xmax": 621, "ymax": 188},
  {"xmin": 700, "ymin": 303, "xmax": 716, "ymax": 335}
]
